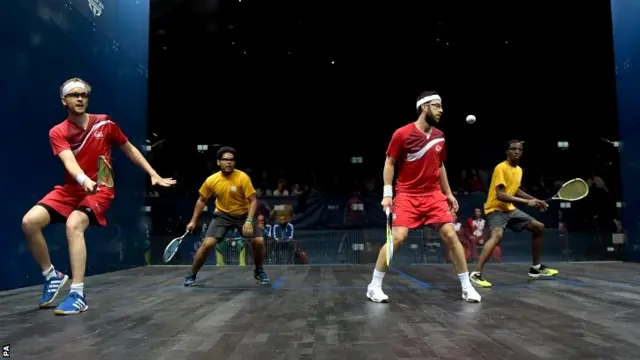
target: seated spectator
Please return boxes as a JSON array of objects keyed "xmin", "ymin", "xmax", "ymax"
[
  {"xmin": 271, "ymin": 214, "xmax": 296, "ymax": 264},
  {"xmin": 465, "ymin": 208, "xmax": 501, "ymax": 263},
  {"xmin": 273, "ymin": 179, "xmax": 289, "ymax": 196},
  {"xmin": 292, "ymin": 183, "xmax": 304, "ymax": 196},
  {"xmin": 469, "ymin": 170, "xmax": 484, "ymax": 192},
  {"xmin": 256, "ymin": 187, "xmax": 273, "ymax": 196},
  {"xmin": 257, "ymin": 214, "xmax": 271, "ymax": 238},
  {"xmin": 344, "ymin": 190, "xmax": 367, "ymax": 228}
]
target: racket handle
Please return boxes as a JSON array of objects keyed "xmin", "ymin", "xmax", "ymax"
[{"xmin": 385, "ymin": 208, "xmax": 390, "ymax": 216}]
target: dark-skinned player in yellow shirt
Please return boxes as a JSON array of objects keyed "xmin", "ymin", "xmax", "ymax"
[{"xmin": 470, "ymin": 140, "xmax": 559, "ymax": 288}]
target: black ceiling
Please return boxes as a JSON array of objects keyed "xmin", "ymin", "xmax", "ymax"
[{"xmin": 147, "ymin": 1, "xmax": 618, "ymax": 141}]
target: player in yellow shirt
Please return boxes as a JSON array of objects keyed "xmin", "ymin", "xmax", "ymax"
[
  {"xmin": 183, "ymin": 146, "xmax": 270, "ymax": 286},
  {"xmin": 470, "ymin": 140, "xmax": 558, "ymax": 288}
]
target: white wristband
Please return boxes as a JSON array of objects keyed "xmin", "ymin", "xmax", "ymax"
[
  {"xmin": 383, "ymin": 185, "xmax": 393, "ymax": 198},
  {"xmin": 76, "ymin": 174, "xmax": 89, "ymax": 186}
]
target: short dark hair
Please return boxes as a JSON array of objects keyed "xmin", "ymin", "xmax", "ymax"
[
  {"xmin": 416, "ymin": 91, "xmax": 440, "ymax": 114},
  {"xmin": 417, "ymin": 90, "xmax": 439, "ymax": 102},
  {"xmin": 217, "ymin": 146, "xmax": 236, "ymax": 160},
  {"xmin": 506, "ymin": 139, "xmax": 523, "ymax": 149}
]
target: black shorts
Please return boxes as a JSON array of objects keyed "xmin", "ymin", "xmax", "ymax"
[
  {"xmin": 205, "ymin": 211, "xmax": 261, "ymax": 239},
  {"xmin": 37, "ymin": 203, "xmax": 100, "ymax": 227},
  {"xmin": 486, "ymin": 208, "xmax": 534, "ymax": 233}
]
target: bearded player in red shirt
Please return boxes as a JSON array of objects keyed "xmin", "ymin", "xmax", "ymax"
[
  {"xmin": 21, "ymin": 78, "xmax": 176, "ymax": 315},
  {"xmin": 366, "ymin": 91, "xmax": 482, "ymax": 303}
]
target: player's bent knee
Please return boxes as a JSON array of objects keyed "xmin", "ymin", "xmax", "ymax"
[
  {"xmin": 529, "ymin": 220, "xmax": 545, "ymax": 234},
  {"xmin": 392, "ymin": 227, "xmax": 409, "ymax": 244},
  {"xmin": 22, "ymin": 206, "xmax": 51, "ymax": 234},
  {"xmin": 65, "ymin": 211, "xmax": 90, "ymax": 235},
  {"xmin": 439, "ymin": 224, "xmax": 460, "ymax": 246},
  {"xmin": 439, "ymin": 223, "xmax": 457, "ymax": 239},
  {"xmin": 201, "ymin": 237, "xmax": 217, "ymax": 249},
  {"xmin": 491, "ymin": 228, "xmax": 505, "ymax": 240}
]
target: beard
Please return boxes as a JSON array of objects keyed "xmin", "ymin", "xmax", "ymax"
[{"xmin": 425, "ymin": 107, "xmax": 438, "ymax": 126}]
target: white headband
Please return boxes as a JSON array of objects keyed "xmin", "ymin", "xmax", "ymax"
[
  {"xmin": 416, "ymin": 94, "xmax": 442, "ymax": 109},
  {"xmin": 61, "ymin": 81, "xmax": 87, "ymax": 97}
]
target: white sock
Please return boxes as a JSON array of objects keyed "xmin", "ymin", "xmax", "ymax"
[
  {"xmin": 458, "ymin": 272, "xmax": 472, "ymax": 290},
  {"xmin": 532, "ymin": 264, "xmax": 541, "ymax": 270},
  {"xmin": 42, "ymin": 265, "xmax": 56, "ymax": 280},
  {"xmin": 371, "ymin": 269, "xmax": 385, "ymax": 287},
  {"xmin": 70, "ymin": 283, "xmax": 84, "ymax": 297}
]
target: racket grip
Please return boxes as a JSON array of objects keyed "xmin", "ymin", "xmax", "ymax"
[{"xmin": 385, "ymin": 208, "xmax": 390, "ymax": 216}]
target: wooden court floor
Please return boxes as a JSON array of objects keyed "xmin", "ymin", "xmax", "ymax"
[{"xmin": 2, "ymin": 262, "xmax": 640, "ymax": 359}]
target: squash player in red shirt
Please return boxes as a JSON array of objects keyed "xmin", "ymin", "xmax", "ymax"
[
  {"xmin": 21, "ymin": 77, "xmax": 176, "ymax": 315},
  {"xmin": 366, "ymin": 91, "xmax": 482, "ymax": 303}
]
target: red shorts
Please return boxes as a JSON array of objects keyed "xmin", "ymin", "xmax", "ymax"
[
  {"xmin": 38, "ymin": 185, "xmax": 115, "ymax": 227},
  {"xmin": 392, "ymin": 192, "xmax": 454, "ymax": 229}
]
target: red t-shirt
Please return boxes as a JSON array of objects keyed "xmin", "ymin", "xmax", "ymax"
[
  {"xmin": 49, "ymin": 114, "xmax": 129, "ymax": 187},
  {"xmin": 386, "ymin": 123, "xmax": 447, "ymax": 195},
  {"xmin": 466, "ymin": 217, "xmax": 487, "ymax": 239}
]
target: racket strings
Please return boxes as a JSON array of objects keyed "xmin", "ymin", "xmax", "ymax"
[
  {"xmin": 98, "ymin": 158, "xmax": 114, "ymax": 186},
  {"xmin": 164, "ymin": 241, "xmax": 180, "ymax": 262},
  {"xmin": 558, "ymin": 180, "xmax": 588, "ymax": 200},
  {"xmin": 163, "ymin": 231, "xmax": 190, "ymax": 263}
]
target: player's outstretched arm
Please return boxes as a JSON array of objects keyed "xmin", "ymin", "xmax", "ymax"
[
  {"xmin": 517, "ymin": 188, "xmax": 548, "ymax": 210},
  {"xmin": 119, "ymin": 142, "xmax": 176, "ymax": 187},
  {"xmin": 496, "ymin": 186, "xmax": 532, "ymax": 206},
  {"xmin": 516, "ymin": 188, "xmax": 535, "ymax": 200}
]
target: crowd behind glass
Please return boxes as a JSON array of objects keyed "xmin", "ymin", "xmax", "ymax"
[{"xmin": 141, "ymin": 137, "xmax": 621, "ymax": 264}]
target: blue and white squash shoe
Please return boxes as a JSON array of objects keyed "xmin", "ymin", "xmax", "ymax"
[
  {"xmin": 54, "ymin": 292, "xmax": 88, "ymax": 315},
  {"xmin": 254, "ymin": 268, "xmax": 271, "ymax": 285},
  {"xmin": 39, "ymin": 271, "xmax": 68, "ymax": 308}
]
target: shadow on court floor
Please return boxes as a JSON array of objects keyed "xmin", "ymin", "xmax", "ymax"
[{"xmin": 2, "ymin": 262, "xmax": 640, "ymax": 359}]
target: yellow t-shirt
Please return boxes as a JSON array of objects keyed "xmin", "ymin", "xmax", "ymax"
[
  {"xmin": 198, "ymin": 170, "xmax": 256, "ymax": 216},
  {"xmin": 484, "ymin": 161, "xmax": 523, "ymax": 214}
]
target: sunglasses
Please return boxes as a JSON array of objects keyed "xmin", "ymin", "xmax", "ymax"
[{"xmin": 65, "ymin": 92, "xmax": 89, "ymax": 99}]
